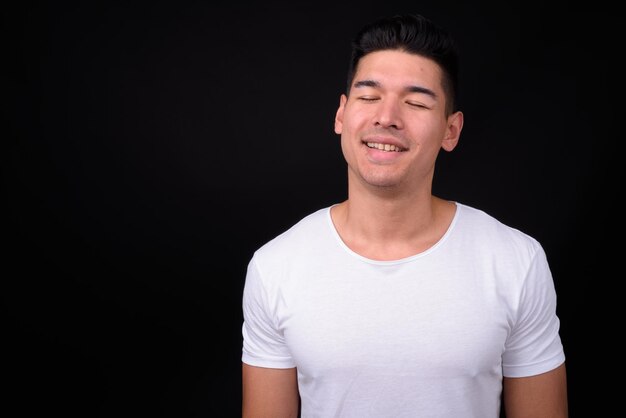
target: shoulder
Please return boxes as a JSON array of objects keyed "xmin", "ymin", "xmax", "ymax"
[
  {"xmin": 454, "ymin": 202, "xmax": 544, "ymax": 262},
  {"xmin": 247, "ymin": 206, "xmax": 335, "ymax": 290},
  {"xmin": 253, "ymin": 205, "xmax": 333, "ymax": 263}
]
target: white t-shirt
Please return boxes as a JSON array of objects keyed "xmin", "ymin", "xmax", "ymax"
[{"xmin": 242, "ymin": 202, "xmax": 565, "ymax": 417}]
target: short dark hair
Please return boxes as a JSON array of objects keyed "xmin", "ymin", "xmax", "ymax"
[{"xmin": 347, "ymin": 14, "xmax": 460, "ymax": 115}]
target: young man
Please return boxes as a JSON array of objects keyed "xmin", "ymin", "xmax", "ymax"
[{"xmin": 241, "ymin": 13, "xmax": 567, "ymax": 417}]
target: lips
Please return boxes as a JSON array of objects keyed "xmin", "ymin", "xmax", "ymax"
[{"xmin": 361, "ymin": 130, "xmax": 408, "ymax": 152}]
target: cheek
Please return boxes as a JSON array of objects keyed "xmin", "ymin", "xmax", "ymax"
[
  {"xmin": 339, "ymin": 136, "xmax": 354, "ymax": 164},
  {"xmin": 411, "ymin": 119, "xmax": 446, "ymax": 144},
  {"xmin": 343, "ymin": 107, "xmax": 372, "ymax": 130}
]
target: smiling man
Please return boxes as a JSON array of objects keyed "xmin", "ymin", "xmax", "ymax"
[{"xmin": 241, "ymin": 13, "xmax": 567, "ymax": 418}]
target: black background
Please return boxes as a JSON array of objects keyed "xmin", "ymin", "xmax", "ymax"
[{"xmin": 5, "ymin": 1, "xmax": 618, "ymax": 417}]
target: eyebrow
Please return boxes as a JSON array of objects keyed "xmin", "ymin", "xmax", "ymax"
[{"xmin": 353, "ymin": 79, "xmax": 437, "ymax": 99}]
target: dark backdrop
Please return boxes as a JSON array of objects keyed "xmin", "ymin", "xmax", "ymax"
[{"xmin": 5, "ymin": 1, "xmax": 618, "ymax": 417}]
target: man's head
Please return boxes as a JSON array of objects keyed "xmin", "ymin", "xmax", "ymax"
[{"xmin": 346, "ymin": 14, "xmax": 460, "ymax": 116}]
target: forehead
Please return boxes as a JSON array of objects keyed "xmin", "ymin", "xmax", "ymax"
[{"xmin": 353, "ymin": 50, "xmax": 443, "ymax": 91}]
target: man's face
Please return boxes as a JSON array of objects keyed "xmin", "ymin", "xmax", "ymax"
[{"xmin": 334, "ymin": 49, "xmax": 462, "ymax": 192}]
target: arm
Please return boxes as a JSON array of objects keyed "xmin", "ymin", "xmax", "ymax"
[
  {"xmin": 242, "ymin": 363, "xmax": 299, "ymax": 418},
  {"xmin": 502, "ymin": 362, "xmax": 568, "ymax": 418}
]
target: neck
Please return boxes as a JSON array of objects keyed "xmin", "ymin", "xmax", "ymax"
[
  {"xmin": 345, "ymin": 167, "xmax": 439, "ymax": 235},
  {"xmin": 331, "ymin": 193, "xmax": 455, "ymax": 261},
  {"xmin": 343, "ymin": 192, "xmax": 437, "ymax": 239},
  {"xmin": 329, "ymin": 169, "xmax": 457, "ymax": 260}
]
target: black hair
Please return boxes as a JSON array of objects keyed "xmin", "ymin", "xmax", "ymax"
[{"xmin": 347, "ymin": 14, "xmax": 460, "ymax": 115}]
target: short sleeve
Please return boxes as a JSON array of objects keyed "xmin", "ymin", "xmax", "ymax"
[
  {"xmin": 502, "ymin": 245, "xmax": 566, "ymax": 377},
  {"xmin": 241, "ymin": 256, "xmax": 296, "ymax": 368}
]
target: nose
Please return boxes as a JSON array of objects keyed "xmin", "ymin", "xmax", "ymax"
[{"xmin": 374, "ymin": 99, "xmax": 403, "ymax": 129}]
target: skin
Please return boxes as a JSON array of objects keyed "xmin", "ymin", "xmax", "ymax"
[
  {"xmin": 242, "ymin": 364, "xmax": 298, "ymax": 418},
  {"xmin": 242, "ymin": 49, "xmax": 567, "ymax": 417},
  {"xmin": 503, "ymin": 363, "xmax": 568, "ymax": 418}
]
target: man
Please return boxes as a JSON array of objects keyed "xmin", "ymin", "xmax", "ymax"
[{"xmin": 241, "ymin": 13, "xmax": 567, "ymax": 417}]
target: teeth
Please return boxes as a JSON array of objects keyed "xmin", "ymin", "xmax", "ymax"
[{"xmin": 366, "ymin": 142, "xmax": 403, "ymax": 152}]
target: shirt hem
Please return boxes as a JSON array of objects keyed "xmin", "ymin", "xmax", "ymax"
[{"xmin": 503, "ymin": 353, "xmax": 566, "ymax": 378}]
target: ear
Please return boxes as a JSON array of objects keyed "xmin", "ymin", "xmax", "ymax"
[
  {"xmin": 334, "ymin": 94, "xmax": 348, "ymax": 134},
  {"xmin": 441, "ymin": 111, "xmax": 463, "ymax": 152}
]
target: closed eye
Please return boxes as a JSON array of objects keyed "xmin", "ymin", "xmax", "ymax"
[{"xmin": 407, "ymin": 101, "xmax": 430, "ymax": 109}]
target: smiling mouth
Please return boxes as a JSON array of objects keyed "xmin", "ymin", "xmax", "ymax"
[{"xmin": 365, "ymin": 142, "xmax": 405, "ymax": 152}]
